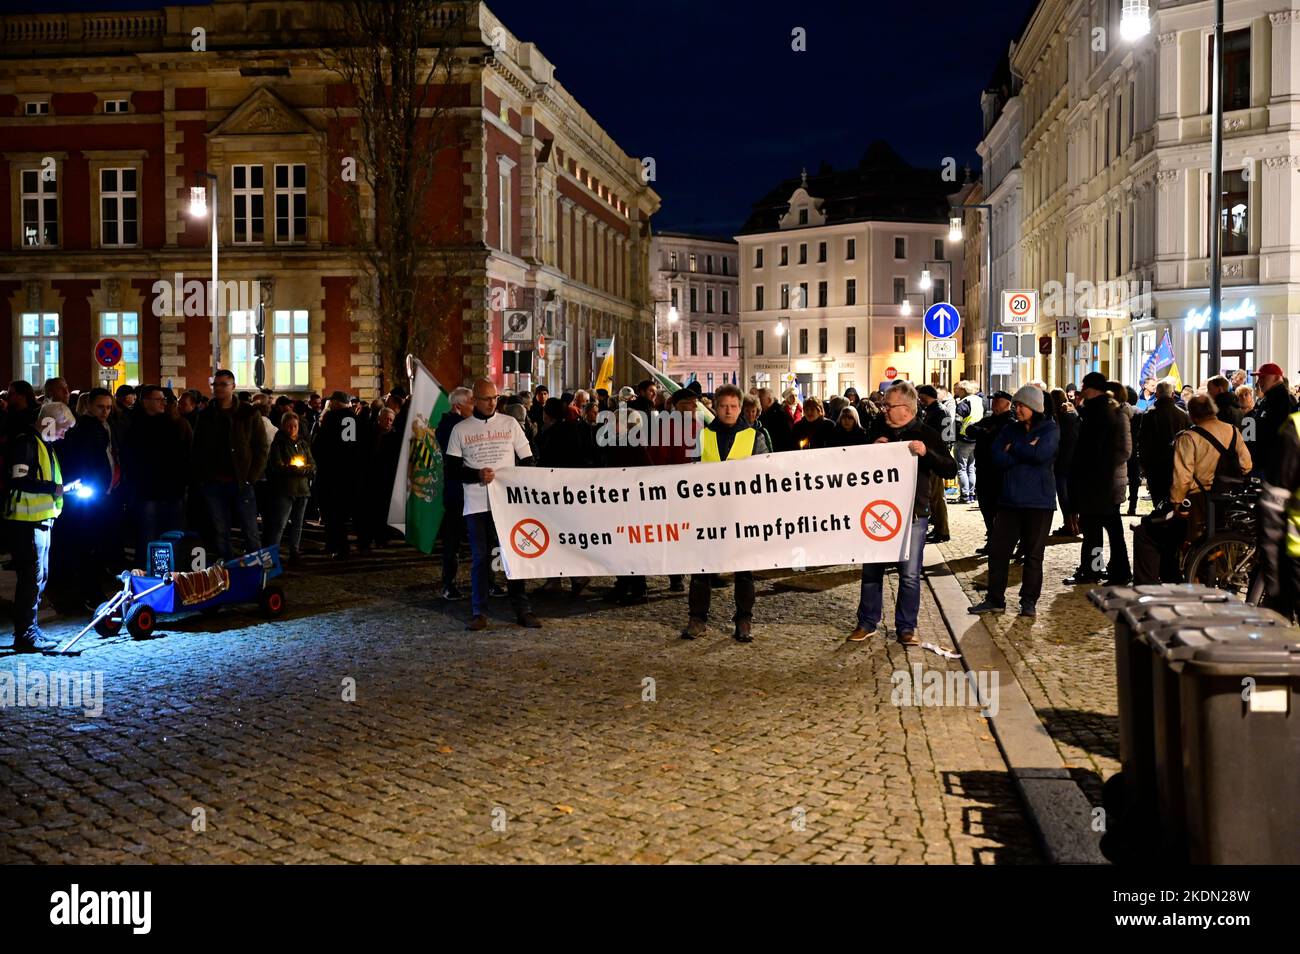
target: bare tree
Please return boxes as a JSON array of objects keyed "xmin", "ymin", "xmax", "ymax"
[{"xmin": 322, "ymin": 0, "xmax": 473, "ymax": 390}]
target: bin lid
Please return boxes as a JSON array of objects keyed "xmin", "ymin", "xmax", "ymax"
[
  {"xmin": 1161, "ymin": 624, "xmax": 1300, "ymax": 670},
  {"xmin": 1090, "ymin": 583, "xmax": 1234, "ymax": 614},
  {"xmin": 1120, "ymin": 600, "xmax": 1268, "ymax": 633},
  {"xmin": 1142, "ymin": 615, "xmax": 1292, "ymax": 656}
]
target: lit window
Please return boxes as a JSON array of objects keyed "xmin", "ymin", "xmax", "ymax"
[
  {"xmin": 232, "ymin": 165, "xmax": 264, "ymax": 244},
  {"xmin": 228, "ymin": 310, "xmax": 258, "ymax": 387},
  {"xmin": 273, "ymin": 309, "xmax": 310, "ymax": 388},
  {"xmin": 99, "ymin": 312, "xmax": 140, "ymax": 385},
  {"xmin": 19, "ymin": 313, "xmax": 60, "ymax": 382},
  {"xmin": 21, "ymin": 168, "xmax": 58, "ymax": 247},
  {"xmin": 689, "ymin": 253, "xmax": 697, "ymax": 272}
]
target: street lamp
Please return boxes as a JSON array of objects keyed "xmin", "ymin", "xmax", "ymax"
[
  {"xmin": 1120, "ymin": 0, "xmax": 1151, "ymax": 42},
  {"xmin": 773, "ymin": 320, "xmax": 792, "ymax": 390},
  {"xmin": 947, "ymin": 203, "xmax": 995, "ymax": 394},
  {"xmin": 919, "ymin": 269, "xmax": 932, "ymax": 291},
  {"xmin": 948, "ymin": 215, "xmax": 964, "ymax": 243},
  {"xmin": 189, "ymin": 171, "xmax": 220, "ymax": 379},
  {"xmin": 920, "ymin": 261, "xmax": 954, "ymax": 387},
  {"xmin": 652, "ymin": 300, "xmax": 680, "ymax": 373}
]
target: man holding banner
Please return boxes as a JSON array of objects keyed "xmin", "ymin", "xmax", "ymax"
[
  {"xmin": 681, "ymin": 384, "xmax": 770, "ymax": 643},
  {"xmin": 852, "ymin": 381, "xmax": 958, "ymax": 646}
]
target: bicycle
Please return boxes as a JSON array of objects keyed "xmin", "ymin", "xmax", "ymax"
[{"xmin": 1182, "ymin": 484, "xmax": 1263, "ymax": 603}]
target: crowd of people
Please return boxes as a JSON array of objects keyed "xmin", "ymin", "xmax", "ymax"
[{"xmin": 6, "ymin": 358, "xmax": 1299, "ymax": 653}]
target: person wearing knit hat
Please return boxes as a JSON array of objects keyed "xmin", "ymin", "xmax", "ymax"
[{"xmin": 968, "ymin": 385, "xmax": 1060, "ymax": 618}]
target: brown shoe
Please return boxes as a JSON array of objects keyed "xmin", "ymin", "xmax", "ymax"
[
  {"xmin": 897, "ymin": 631, "xmax": 921, "ymax": 646},
  {"xmin": 847, "ymin": 625, "xmax": 877, "ymax": 642},
  {"xmin": 681, "ymin": 619, "xmax": 708, "ymax": 640},
  {"xmin": 733, "ymin": 620, "xmax": 753, "ymax": 643},
  {"xmin": 516, "ymin": 612, "xmax": 542, "ymax": 629},
  {"xmin": 466, "ymin": 614, "xmax": 488, "ymax": 631}
]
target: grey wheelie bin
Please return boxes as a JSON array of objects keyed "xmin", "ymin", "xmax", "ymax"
[
  {"xmin": 1148, "ymin": 622, "xmax": 1300, "ymax": 864},
  {"xmin": 1140, "ymin": 608, "xmax": 1291, "ymax": 861}
]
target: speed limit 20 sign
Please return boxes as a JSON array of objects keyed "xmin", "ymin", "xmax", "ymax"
[{"xmin": 1002, "ymin": 290, "xmax": 1038, "ymax": 326}]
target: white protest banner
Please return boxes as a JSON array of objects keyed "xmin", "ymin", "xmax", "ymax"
[{"xmin": 486, "ymin": 443, "xmax": 918, "ymax": 579}]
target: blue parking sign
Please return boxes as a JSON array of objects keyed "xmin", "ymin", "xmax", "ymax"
[
  {"xmin": 923, "ymin": 302, "xmax": 960, "ymax": 339},
  {"xmin": 992, "ymin": 332, "xmax": 1005, "ymax": 353}
]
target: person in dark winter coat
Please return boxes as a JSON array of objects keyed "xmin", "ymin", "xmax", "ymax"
[
  {"xmin": 1124, "ymin": 384, "xmax": 1142, "ymax": 514},
  {"xmin": 1049, "ymin": 388, "xmax": 1078, "ymax": 535},
  {"xmin": 1252, "ymin": 363, "xmax": 1296, "ymax": 478},
  {"xmin": 1207, "ymin": 374, "xmax": 1243, "ymax": 429},
  {"xmin": 1137, "ymin": 380, "xmax": 1190, "ymax": 502},
  {"xmin": 965, "ymin": 390, "xmax": 1014, "ymax": 547},
  {"xmin": 435, "ymin": 387, "xmax": 472, "ymax": 600},
  {"xmin": 312, "ymin": 391, "xmax": 362, "ymax": 558},
  {"xmin": 264, "ymin": 412, "xmax": 316, "ymax": 561},
  {"xmin": 536, "ymin": 397, "xmax": 594, "ymax": 468},
  {"xmin": 191, "ymin": 370, "xmax": 269, "ymax": 560},
  {"xmin": 124, "ymin": 384, "xmax": 193, "ymax": 566},
  {"xmin": 1065, "ymin": 372, "xmax": 1130, "ymax": 585},
  {"xmin": 968, "ymin": 386, "xmax": 1060, "ymax": 617},
  {"xmin": 917, "ymin": 385, "xmax": 952, "ymax": 544},
  {"xmin": 850, "ymin": 382, "xmax": 958, "ymax": 646},
  {"xmin": 791, "ymin": 397, "xmax": 836, "ymax": 449},
  {"xmin": 828, "ymin": 405, "xmax": 869, "ymax": 446},
  {"xmin": 758, "ymin": 387, "xmax": 794, "ymax": 451}
]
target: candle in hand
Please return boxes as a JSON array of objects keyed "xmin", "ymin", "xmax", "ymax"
[{"xmin": 290, "ymin": 455, "xmax": 306, "ymax": 468}]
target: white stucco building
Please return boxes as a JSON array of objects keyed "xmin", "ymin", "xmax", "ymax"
[{"xmin": 736, "ymin": 145, "xmax": 965, "ymax": 396}]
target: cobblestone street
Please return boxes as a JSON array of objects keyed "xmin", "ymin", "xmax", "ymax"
[{"xmin": 1, "ymin": 527, "xmax": 1043, "ymax": 864}]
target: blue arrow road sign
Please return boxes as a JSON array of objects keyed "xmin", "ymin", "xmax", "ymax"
[
  {"xmin": 992, "ymin": 332, "xmax": 1005, "ymax": 353},
  {"xmin": 923, "ymin": 302, "xmax": 961, "ymax": 339}
]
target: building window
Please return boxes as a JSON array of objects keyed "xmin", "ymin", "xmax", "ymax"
[
  {"xmin": 817, "ymin": 241, "xmax": 826, "ymax": 263},
  {"xmin": 98, "ymin": 312, "xmax": 140, "ymax": 385},
  {"xmin": 817, "ymin": 281, "xmax": 828, "ymax": 308},
  {"xmin": 933, "ymin": 278, "xmax": 946, "ymax": 303},
  {"xmin": 497, "ymin": 160, "xmax": 513, "ymax": 254},
  {"xmin": 706, "ymin": 289, "xmax": 714, "ymax": 313},
  {"xmin": 798, "ymin": 243, "xmax": 807, "ymax": 264},
  {"xmin": 228, "ymin": 310, "xmax": 258, "ymax": 387},
  {"xmin": 845, "ymin": 279, "xmax": 856, "ymax": 306},
  {"xmin": 798, "ymin": 282, "xmax": 808, "ymax": 309},
  {"xmin": 934, "ymin": 239, "xmax": 944, "ymax": 261},
  {"xmin": 1213, "ymin": 28, "xmax": 1251, "ymax": 113},
  {"xmin": 722, "ymin": 290, "xmax": 730, "ymax": 315},
  {"xmin": 670, "ymin": 287, "xmax": 678, "ymax": 309},
  {"xmin": 846, "ymin": 326, "xmax": 856, "ymax": 353},
  {"xmin": 670, "ymin": 251, "xmax": 678, "ymax": 270},
  {"xmin": 707, "ymin": 331, "xmax": 715, "ymax": 356},
  {"xmin": 780, "ymin": 284, "xmax": 790, "ymax": 309},
  {"xmin": 21, "ymin": 168, "xmax": 58, "ymax": 247},
  {"xmin": 723, "ymin": 332, "xmax": 730, "ymax": 356},
  {"xmin": 99, "ymin": 168, "xmax": 138, "ymax": 247},
  {"xmin": 846, "ymin": 238, "xmax": 856, "ymax": 260},
  {"xmin": 690, "ymin": 288, "xmax": 698, "ymax": 313},
  {"xmin": 672, "ymin": 331, "xmax": 679, "ymax": 356},
  {"xmin": 893, "ymin": 277, "xmax": 906, "ymax": 304},
  {"xmin": 780, "ymin": 329, "xmax": 789, "ymax": 355},
  {"xmin": 798, "ymin": 328, "xmax": 808, "ymax": 354},
  {"xmin": 798, "ymin": 208, "xmax": 808, "ymax": 225},
  {"xmin": 24, "ymin": 101, "xmax": 49, "ymax": 116},
  {"xmin": 1212, "ymin": 170, "xmax": 1249, "ymax": 256},
  {"xmin": 755, "ymin": 248, "xmax": 763, "ymax": 268},
  {"xmin": 894, "ymin": 237, "xmax": 905, "ymax": 259},
  {"xmin": 273, "ymin": 309, "xmax": 309, "ymax": 388},
  {"xmin": 104, "ymin": 99, "xmax": 130, "ymax": 113},
  {"xmin": 722, "ymin": 257, "xmax": 729, "ymax": 275},
  {"xmin": 689, "ymin": 253, "xmax": 697, "ymax": 272},
  {"xmin": 1115, "ymin": 94, "xmax": 1123, "ymax": 156},
  {"xmin": 894, "ymin": 327, "xmax": 906, "ymax": 352},
  {"xmin": 818, "ymin": 328, "xmax": 827, "ymax": 354},
  {"xmin": 690, "ymin": 330, "xmax": 698, "ymax": 356},
  {"xmin": 232, "ymin": 165, "xmax": 264, "ymax": 244},
  {"xmin": 755, "ymin": 329, "xmax": 764, "ymax": 356},
  {"xmin": 19, "ymin": 313, "xmax": 59, "ymax": 382},
  {"xmin": 755, "ymin": 286, "xmax": 764, "ymax": 310},
  {"xmin": 1129, "ymin": 80, "xmax": 1136, "ymax": 140},
  {"xmin": 1199, "ymin": 327, "xmax": 1254, "ymax": 381},
  {"xmin": 1104, "ymin": 108, "xmax": 1110, "ymax": 162},
  {"xmin": 779, "ymin": 246, "xmax": 789, "ymax": 266},
  {"xmin": 274, "ymin": 163, "xmax": 307, "ymax": 244}
]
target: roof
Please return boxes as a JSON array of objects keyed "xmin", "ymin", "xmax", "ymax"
[{"xmin": 738, "ymin": 141, "xmax": 961, "ymax": 234}]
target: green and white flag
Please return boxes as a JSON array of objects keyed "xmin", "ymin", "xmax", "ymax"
[
  {"xmin": 630, "ymin": 352, "xmax": 714, "ymax": 425},
  {"xmin": 388, "ymin": 357, "xmax": 450, "ymax": 554}
]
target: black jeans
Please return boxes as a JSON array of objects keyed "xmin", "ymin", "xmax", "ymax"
[
  {"xmin": 986, "ymin": 508, "xmax": 1053, "ymax": 608},
  {"xmin": 977, "ymin": 492, "xmax": 998, "ymax": 536},
  {"xmin": 1133, "ymin": 516, "xmax": 1188, "ymax": 585},
  {"xmin": 1079, "ymin": 507, "xmax": 1131, "ymax": 580},
  {"xmin": 688, "ymin": 571, "xmax": 754, "ymax": 623},
  {"xmin": 8, "ymin": 520, "xmax": 51, "ymax": 640},
  {"xmin": 439, "ymin": 505, "xmax": 465, "ymax": 589}
]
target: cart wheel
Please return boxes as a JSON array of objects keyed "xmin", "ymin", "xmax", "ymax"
[
  {"xmin": 93, "ymin": 601, "xmax": 123, "ymax": 638},
  {"xmin": 125, "ymin": 603, "xmax": 157, "ymax": 640},
  {"xmin": 259, "ymin": 584, "xmax": 286, "ymax": 618}
]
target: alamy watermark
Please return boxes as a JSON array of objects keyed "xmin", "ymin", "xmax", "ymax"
[
  {"xmin": 1041, "ymin": 273, "xmax": 1152, "ymax": 320},
  {"xmin": 1, "ymin": 663, "xmax": 103, "ymax": 717},
  {"xmin": 891, "ymin": 664, "xmax": 998, "ymax": 718},
  {"xmin": 150, "ymin": 273, "xmax": 261, "ymax": 318}
]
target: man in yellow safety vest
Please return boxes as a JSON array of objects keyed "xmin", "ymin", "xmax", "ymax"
[
  {"xmin": 681, "ymin": 383, "xmax": 771, "ymax": 643},
  {"xmin": 2, "ymin": 383, "xmax": 74, "ymax": 652}
]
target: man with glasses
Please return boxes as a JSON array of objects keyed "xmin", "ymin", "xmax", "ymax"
[
  {"xmin": 849, "ymin": 381, "xmax": 957, "ymax": 646},
  {"xmin": 444, "ymin": 378, "xmax": 542, "ymax": 631}
]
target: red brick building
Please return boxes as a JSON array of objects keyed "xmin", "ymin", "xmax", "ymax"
[{"xmin": 0, "ymin": 1, "xmax": 660, "ymax": 396}]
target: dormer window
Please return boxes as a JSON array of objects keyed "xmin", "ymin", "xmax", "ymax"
[
  {"xmin": 798, "ymin": 207, "xmax": 808, "ymax": 225},
  {"xmin": 25, "ymin": 100, "xmax": 50, "ymax": 116}
]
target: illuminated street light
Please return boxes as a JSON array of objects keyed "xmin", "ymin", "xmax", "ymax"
[
  {"xmin": 1120, "ymin": 0, "xmax": 1151, "ymax": 42},
  {"xmin": 948, "ymin": 215, "xmax": 963, "ymax": 243},
  {"xmin": 189, "ymin": 186, "xmax": 208, "ymax": 217},
  {"xmin": 919, "ymin": 269, "xmax": 932, "ymax": 291}
]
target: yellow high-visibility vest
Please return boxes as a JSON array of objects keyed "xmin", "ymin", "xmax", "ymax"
[
  {"xmin": 7, "ymin": 435, "xmax": 62, "ymax": 522},
  {"xmin": 1284, "ymin": 411, "xmax": 1300, "ymax": 557},
  {"xmin": 701, "ymin": 427, "xmax": 756, "ymax": 462}
]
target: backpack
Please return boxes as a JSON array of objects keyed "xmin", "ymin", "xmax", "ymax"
[{"xmin": 1188, "ymin": 425, "xmax": 1244, "ymax": 494}]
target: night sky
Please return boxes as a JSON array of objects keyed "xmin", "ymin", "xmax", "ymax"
[{"xmin": 18, "ymin": 0, "xmax": 1039, "ymax": 235}]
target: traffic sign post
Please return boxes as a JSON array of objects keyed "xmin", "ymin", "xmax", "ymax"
[
  {"xmin": 925, "ymin": 339, "xmax": 956, "ymax": 361},
  {"xmin": 1002, "ymin": 290, "xmax": 1037, "ymax": 326},
  {"xmin": 95, "ymin": 337, "xmax": 123, "ymax": 368},
  {"xmin": 1080, "ymin": 318, "xmax": 1091, "ymax": 342},
  {"xmin": 923, "ymin": 302, "xmax": 960, "ymax": 339},
  {"xmin": 992, "ymin": 332, "xmax": 1005, "ymax": 354}
]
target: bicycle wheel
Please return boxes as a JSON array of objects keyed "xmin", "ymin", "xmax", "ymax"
[{"xmin": 1184, "ymin": 531, "xmax": 1257, "ymax": 598}]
